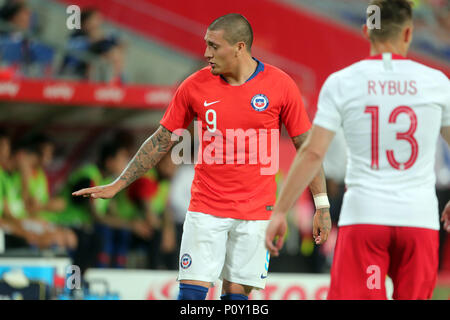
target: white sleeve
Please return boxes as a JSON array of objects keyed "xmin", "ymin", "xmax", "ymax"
[
  {"xmin": 440, "ymin": 73, "xmax": 450, "ymax": 127},
  {"xmin": 313, "ymin": 74, "xmax": 342, "ymax": 132}
]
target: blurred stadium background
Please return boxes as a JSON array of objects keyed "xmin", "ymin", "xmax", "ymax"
[{"xmin": 0, "ymin": 0, "xmax": 449, "ymax": 300}]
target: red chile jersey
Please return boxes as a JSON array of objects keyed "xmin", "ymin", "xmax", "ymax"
[{"xmin": 160, "ymin": 59, "xmax": 311, "ymax": 220}]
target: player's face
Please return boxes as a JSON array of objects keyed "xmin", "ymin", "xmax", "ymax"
[
  {"xmin": 204, "ymin": 29, "xmax": 237, "ymax": 76},
  {"xmin": 40, "ymin": 143, "xmax": 54, "ymax": 167}
]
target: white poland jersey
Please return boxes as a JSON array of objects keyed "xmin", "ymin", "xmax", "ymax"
[{"xmin": 313, "ymin": 53, "xmax": 450, "ymax": 230}]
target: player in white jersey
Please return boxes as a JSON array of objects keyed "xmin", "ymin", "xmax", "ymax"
[{"xmin": 266, "ymin": 0, "xmax": 450, "ymax": 299}]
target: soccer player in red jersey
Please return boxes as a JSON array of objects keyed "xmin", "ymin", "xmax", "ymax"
[
  {"xmin": 266, "ymin": 0, "xmax": 450, "ymax": 300},
  {"xmin": 73, "ymin": 13, "xmax": 330, "ymax": 300}
]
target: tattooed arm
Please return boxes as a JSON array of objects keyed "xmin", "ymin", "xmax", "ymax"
[
  {"xmin": 117, "ymin": 126, "xmax": 173, "ymax": 190},
  {"xmin": 72, "ymin": 126, "xmax": 174, "ymax": 199}
]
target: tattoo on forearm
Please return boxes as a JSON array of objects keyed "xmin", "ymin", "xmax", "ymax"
[{"xmin": 118, "ymin": 126, "xmax": 173, "ymax": 189}]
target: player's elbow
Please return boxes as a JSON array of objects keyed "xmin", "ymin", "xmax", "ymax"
[{"xmin": 301, "ymin": 144, "xmax": 326, "ymax": 163}]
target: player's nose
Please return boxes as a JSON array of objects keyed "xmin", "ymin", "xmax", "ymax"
[{"xmin": 204, "ymin": 47, "xmax": 213, "ymax": 59}]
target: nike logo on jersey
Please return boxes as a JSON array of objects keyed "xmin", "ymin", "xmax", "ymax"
[
  {"xmin": 204, "ymin": 100, "xmax": 220, "ymax": 107},
  {"xmin": 260, "ymin": 274, "xmax": 268, "ymax": 279}
]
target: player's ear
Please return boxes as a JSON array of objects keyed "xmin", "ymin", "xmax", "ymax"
[
  {"xmin": 403, "ymin": 24, "xmax": 413, "ymax": 44},
  {"xmin": 235, "ymin": 41, "xmax": 245, "ymax": 57}
]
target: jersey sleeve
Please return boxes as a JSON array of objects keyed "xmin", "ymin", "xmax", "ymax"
[
  {"xmin": 280, "ymin": 76, "xmax": 311, "ymax": 138},
  {"xmin": 313, "ymin": 74, "xmax": 342, "ymax": 132},
  {"xmin": 440, "ymin": 73, "xmax": 450, "ymax": 127},
  {"xmin": 160, "ymin": 79, "xmax": 195, "ymax": 133}
]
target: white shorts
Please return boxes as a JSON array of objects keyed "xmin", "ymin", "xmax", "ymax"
[{"xmin": 178, "ymin": 211, "xmax": 270, "ymax": 289}]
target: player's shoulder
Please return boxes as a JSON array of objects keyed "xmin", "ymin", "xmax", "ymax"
[
  {"xmin": 360, "ymin": 56, "xmax": 448, "ymax": 82},
  {"xmin": 404, "ymin": 60, "xmax": 449, "ymax": 83},
  {"xmin": 262, "ymin": 63, "xmax": 300, "ymax": 93},
  {"xmin": 180, "ymin": 66, "xmax": 213, "ymax": 86},
  {"xmin": 331, "ymin": 60, "xmax": 368, "ymax": 80},
  {"xmin": 322, "ymin": 56, "xmax": 449, "ymax": 84},
  {"xmin": 317, "ymin": 61, "xmax": 369, "ymax": 97},
  {"xmin": 263, "ymin": 63, "xmax": 294, "ymax": 82}
]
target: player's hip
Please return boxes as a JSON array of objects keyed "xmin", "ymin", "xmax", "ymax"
[{"xmin": 339, "ymin": 187, "xmax": 440, "ymax": 230}]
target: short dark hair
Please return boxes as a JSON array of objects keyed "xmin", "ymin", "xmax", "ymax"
[
  {"xmin": 0, "ymin": 128, "xmax": 9, "ymax": 140},
  {"xmin": 0, "ymin": 1, "xmax": 27, "ymax": 22},
  {"xmin": 12, "ymin": 137, "xmax": 38, "ymax": 155},
  {"xmin": 98, "ymin": 141, "xmax": 123, "ymax": 170},
  {"xmin": 81, "ymin": 7, "xmax": 99, "ymax": 28},
  {"xmin": 208, "ymin": 13, "xmax": 253, "ymax": 52},
  {"xmin": 367, "ymin": 0, "xmax": 413, "ymax": 42}
]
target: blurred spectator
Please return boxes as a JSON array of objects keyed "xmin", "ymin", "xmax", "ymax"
[
  {"xmin": 60, "ymin": 7, "xmax": 126, "ymax": 83},
  {"xmin": 0, "ymin": 0, "xmax": 53, "ymax": 78},
  {"xmin": 59, "ymin": 156, "xmax": 106, "ymax": 274},
  {"xmin": 0, "ymin": 129, "xmax": 29, "ymax": 248},
  {"xmin": 433, "ymin": 3, "xmax": 450, "ymax": 50},
  {"xmin": 128, "ymin": 152, "xmax": 177, "ymax": 270},
  {"xmin": 94, "ymin": 141, "xmax": 151, "ymax": 268},
  {"xmin": 0, "ymin": 134, "xmax": 73, "ymax": 251},
  {"xmin": 436, "ymin": 137, "xmax": 450, "ymax": 272},
  {"xmin": 16, "ymin": 134, "xmax": 78, "ymax": 250},
  {"xmin": 22, "ymin": 134, "xmax": 66, "ymax": 222},
  {"xmin": 302, "ymin": 0, "xmax": 450, "ymax": 62},
  {"xmin": 0, "ymin": 0, "xmax": 31, "ymax": 33},
  {"xmin": 167, "ymin": 138, "xmax": 195, "ymax": 267},
  {"xmin": 151, "ymin": 153, "xmax": 177, "ymax": 269},
  {"xmin": 0, "ymin": 0, "xmax": 41, "ymax": 35},
  {"xmin": 413, "ymin": 1, "xmax": 450, "ymax": 60},
  {"xmin": 168, "ymin": 162, "xmax": 194, "ymax": 263}
]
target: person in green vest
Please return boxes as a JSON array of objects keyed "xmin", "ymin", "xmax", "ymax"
[
  {"xmin": 59, "ymin": 141, "xmax": 149, "ymax": 271},
  {"xmin": 26, "ymin": 134, "xmax": 67, "ymax": 224},
  {"xmin": 0, "ymin": 130, "xmax": 32, "ymax": 246},
  {"xmin": 17, "ymin": 135, "xmax": 78, "ymax": 250},
  {"xmin": 127, "ymin": 152, "xmax": 177, "ymax": 270},
  {"xmin": 60, "ymin": 160, "xmax": 107, "ymax": 274},
  {"xmin": 93, "ymin": 141, "xmax": 152, "ymax": 268},
  {"xmin": 0, "ymin": 131, "xmax": 64, "ymax": 250}
]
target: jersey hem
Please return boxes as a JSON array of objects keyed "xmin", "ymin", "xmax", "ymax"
[
  {"xmin": 337, "ymin": 220, "xmax": 439, "ymax": 231},
  {"xmin": 187, "ymin": 210, "xmax": 271, "ymax": 221}
]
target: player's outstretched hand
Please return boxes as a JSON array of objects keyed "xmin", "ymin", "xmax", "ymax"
[
  {"xmin": 441, "ymin": 200, "xmax": 450, "ymax": 233},
  {"xmin": 313, "ymin": 209, "xmax": 331, "ymax": 245},
  {"xmin": 72, "ymin": 183, "xmax": 118, "ymax": 199},
  {"xmin": 265, "ymin": 212, "xmax": 287, "ymax": 257}
]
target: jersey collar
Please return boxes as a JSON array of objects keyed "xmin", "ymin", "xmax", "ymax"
[
  {"xmin": 365, "ymin": 53, "xmax": 407, "ymax": 60},
  {"xmin": 220, "ymin": 57, "xmax": 265, "ymax": 84}
]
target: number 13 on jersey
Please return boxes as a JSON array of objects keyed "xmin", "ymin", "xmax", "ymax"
[{"xmin": 365, "ymin": 105, "xmax": 418, "ymax": 171}]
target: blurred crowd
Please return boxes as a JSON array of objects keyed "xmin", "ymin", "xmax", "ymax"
[
  {"xmin": 299, "ymin": 0, "xmax": 450, "ymax": 62},
  {"xmin": 0, "ymin": 0, "xmax": 448, "ymax": 84},
  {"xmin": 0, "ymin": 129, "xmax": 194, "ymax": 275},
  {"xmin": 410, "ymin": 0, "xmax": 450, "ymax": 61},
  {"xmin": 0, "ymin": 0, "xmax": 126, "ymax": 83}
]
